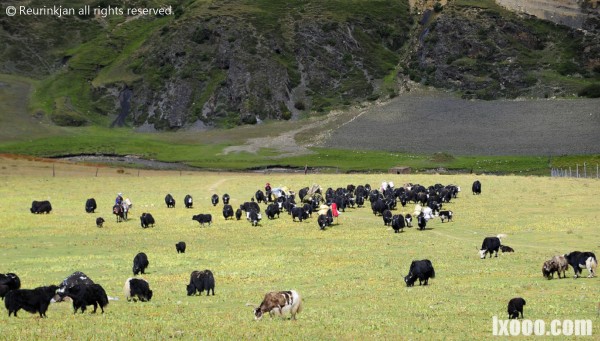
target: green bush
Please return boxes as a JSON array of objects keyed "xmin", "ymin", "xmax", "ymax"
[
  {"xmin": 577, "ymin": 83, "xmax": 600, "ymax": 98},
  {"xmin": 51, "ymin": 113, "xmax": 88, "ymax": 127},
  {"xmin": 281, "ymin": 110, "xmax": 292, "ymax": 120},
  {"xmin": 556, "ymin": 61, "xmax": 579, "ymax": 76}
]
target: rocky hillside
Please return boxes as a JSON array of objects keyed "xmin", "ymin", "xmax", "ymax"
[
  {"xmin": 406, "ymin": 0, "xmax": 600, "ymax": 99},
  {"xmin": 0, "ymin": 0, "xmax": 598, "ymax": 130}
]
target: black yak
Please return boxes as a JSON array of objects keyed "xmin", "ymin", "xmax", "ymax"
[
  {"xmin": 192, "ymin": 214, "xmax": 212, "ymax": 226},
  {"xmin": 133, "ymin": 252, "xmax": 149, "ymax": 275},
  {"xmin": 176, "ymin": 241, "xmax": 186, "ymax": 254},
  {"xmin": 59, "ymin": 283, "xmax": 109, "ymax": 314},
  {"xmin": 30, "ymin": 200, "xmax": 52, "ymax": 214},
  {"xmin": 96, "ymin": 217, "xmax": 105, "ymax": 228},
  {"xmin": 140, "ymin": 213, "xmax": 155, "ymax": 228},
  {"xmin": 404, "ymin": 260, "xmax": 435, "ymax": 286},
  {"xmin": 507, "ymin": 297, "xmax": 526, "ymax": 319},
  {"xmin": 85, "ymin": 198, "xmax": 97, "ymax": 213},
  {"xmin": 186, "ymin": 270, "xmax": 215, "ymax": 296},
  {"xmin": 5, "ymin": 285, "xmax": 58, "ymax": 317}
]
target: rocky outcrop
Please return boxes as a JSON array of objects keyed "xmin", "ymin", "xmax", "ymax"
[
  {"xmin": 495, "ymin": 0, "xmax": 599, "ymax": 29},
  {"xmin": 127, "ymin": 15, "xmax": 407, "ymax": 130},
  {"xmin": 408, "ymin": 1, "xmax": 600, "ymax": 99}
]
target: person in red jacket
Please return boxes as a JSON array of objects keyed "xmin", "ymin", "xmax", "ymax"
[{"xmin": 331, "ymin": 202, "xmax": 340, "ymax": 224}]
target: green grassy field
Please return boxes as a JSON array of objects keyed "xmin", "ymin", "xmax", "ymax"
[{"xmin": 0, "ymin": 160, "xmax": 598, "ymax": 339}]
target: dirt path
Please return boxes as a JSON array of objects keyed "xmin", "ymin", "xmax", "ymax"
[
  {"xmin": 208, "ymin": 178, "xmax": 228, "ymax": 192},
  {"xmin": 220, "ymin": 101, "xmax": 380, "ymax": 158}
]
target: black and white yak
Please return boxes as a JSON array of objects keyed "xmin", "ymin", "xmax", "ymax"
[
  {"xmin": 0, "ymin": 273, "xmax": 21, "ymax": 300},
  {"xmin": 563, "ymin": 251, "xmax": 597, "ymax": 278},
  {"xmin": 165, "ymin": 194, "xmax": 176, "ymax": 208},
  {"xmin": 184, "ymin": 194, "xmax": 193, "ymax": 208},
  {"xmin": 265, "ymin": 204, "xmax": 280, "ymax": 219},
  {"xmin": 478, "ymin": 235, "xmax": 505, "ymax": 259},
  {"xmin": 404, "ymin": 214, "xmax": 413, "ymax": 227},
  {"xmin": 58, "ymin": 283, "xmax": 109, "ymax": 314},
  {"xmin": 291, "ymin": 207, "xmax": 309, "ymax": 222},
  {"xmin": 55, "ymin": 271, "xmax": 95, "ymax": 302},
  {"xmin": 223, "ymin": 204, "xmax": 234, "ymax": 220},
  {"xmin": 123, "ymin": 278, "xmax": 152, "ymax": 302},
  {"xmin": 247, "ymin": 210, "xmax": 261, "ymax": 227},
  {"xmin": 439, "ymin": 210, "xmax": 453, "ymax": 223},
  {"xmin": 246, "ymin": 290, "xmax": 303, "ymax": 320}
]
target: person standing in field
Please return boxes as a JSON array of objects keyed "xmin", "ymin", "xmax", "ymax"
[
  {"xmin": 331, "ymin": 202, "xmax": 340, "ymax": 224},
  {"xmin": 265, "ymin": 183, "xmax": 272, "ymax": 202}
]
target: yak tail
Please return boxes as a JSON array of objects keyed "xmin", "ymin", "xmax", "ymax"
[
  {"xmin": 589, "ymin": 257, "xmax": 598, "ymax": 271},
  {"xmin": 426, "ymin": 260, "xmax": 435, "ymax": 278},
  {"xmin": 295, "ymin": 294, "xmax": 303, "ymax": 314}
]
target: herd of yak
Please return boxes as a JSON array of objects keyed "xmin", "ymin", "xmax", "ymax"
[{"xmin": 4, "ymin": 179, "xmax": 596, "ymax": 321}]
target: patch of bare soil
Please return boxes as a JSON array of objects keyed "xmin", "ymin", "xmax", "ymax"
[{"xmin": 220, "ymin": 117, "xmax": 327, "ymax": 158}]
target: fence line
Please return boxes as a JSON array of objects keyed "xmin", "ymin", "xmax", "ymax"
[{"xmin": 551, "ymin": 163, "xmax": 599, "ymax": 179}]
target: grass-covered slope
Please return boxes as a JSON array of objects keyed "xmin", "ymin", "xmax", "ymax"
[
  {"xmin": 1, "ymin": 0, "xmax": 411, "ymax": 129},
  {"xmin": 0, "ymin": 165, "xmax": 598, "ymax": 338}
]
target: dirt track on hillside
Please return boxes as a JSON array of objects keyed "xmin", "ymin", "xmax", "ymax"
[{"xmin": 316, "ymin": 90, "xmax": 600, "ymax": 156}]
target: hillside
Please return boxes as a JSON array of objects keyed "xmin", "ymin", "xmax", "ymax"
[{"xmin": 0, "ymin": 0, "xmax": 599, "ymax": 131}]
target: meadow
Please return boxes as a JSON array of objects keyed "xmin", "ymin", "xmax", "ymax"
[{"xmin": 0, "ymin": 157, "xmax": 598, "ymax": 339}]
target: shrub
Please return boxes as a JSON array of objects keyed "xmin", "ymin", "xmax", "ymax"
[
  {"xmin": 281, "ymin": 110, "xmax": 292, "ymax": 120},
  {"xmin": 577, "ymin": 83, "xmax": 600, "ymax": 98},
  {"xmin": 556, "ymin": 61, "xmax": 579, "ymax": 76}
]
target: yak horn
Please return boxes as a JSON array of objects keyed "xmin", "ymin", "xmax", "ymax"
[{"xmin": 246, "ymin": 303, "xmax": 258, "ymax": 308}]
